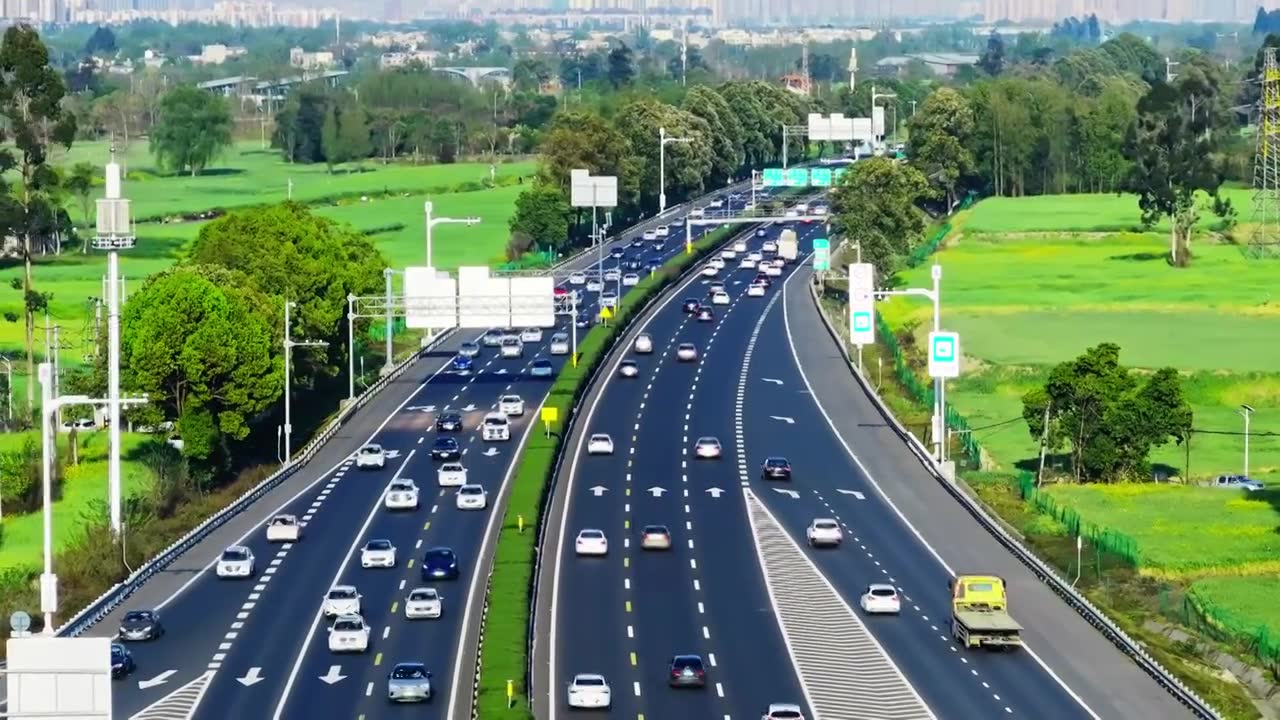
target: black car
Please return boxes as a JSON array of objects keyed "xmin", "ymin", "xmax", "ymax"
[
  {"xmin": 421, "ymin": 547, "xmax": 459, "ymax": 580},
  {"xmin": 118, "ymin": 610, "xmax": 163, "ymax": 642},
  {"xmin": 110, "ymin": 643, "xmax": 135, "ymax": 678},
  {"xmin": 575, "ymin": 314, "xmax": 591, "ymax": 328},
  {"xmin": 629, "ymin": 238, "xmax": 646, "ymax": 249},
  {"xmin": 682, "ymin": 298, "xmax": 701, "ymax": 313},
  {"xmin": 436, "ymin": 412, "xmax": 463, "ymax": 432},
  {"xmin": 696, "ymin": 307, "xmax": 714, "ymax": 322},
  {"xmin": 761, "ymin": 456, "xmax": 793, "ymax": 481},
  {"xmin": 646, "ymin": 257, "xmax": 662, "ymax": 269},
  {"xmin": 610, "ymin": 246, "xmax": 625, "ymax": 259},
  {"xmin": 624, "ymin": 258, "xmax": 644, "ymax": 271},
  {"xmin": 430, "ymin": 437, "xmax": 461, "ymax": 461},
  {"xmin": 668, "ymin": 655, "xmax": 707, "ymax": 688}
]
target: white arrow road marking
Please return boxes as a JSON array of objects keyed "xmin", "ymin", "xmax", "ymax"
[
  {"xmin": 138, "ymin": 670, "xmax": 177, "ymax": 689},
  {"xmin": 769, "ymin": 416, "xmax": 795, "ymax": 424},
  {"xmin": 482, "ymin": 447, "xmax": 500, "ymax": 457},
  {"xmin": 495, "ymin": 368, "xmax": 508, "ymax": 375},
  {"xmin": 462, "ymin": 404, "xmax": 477, "ymax": 412},
  {"xmin": 407, "ymin": 405, "xmax": 437, "ymax": 413},
  {"xmin": 837, "ymin": 489, "xmax": 866, "ymax": 500},
  {"xmin": 590, "ymin": 486, "xmax": 608, "ymax": 497},
  {"xmin": 237, "ymin": 667, "xmax": 265, "ymax": 687},
  {"xmin": 319, "ymin": 666, "xmax": 346, "ymax": 685},
  {"xmin": 706, "ymin": 487, "xmax": 725, "ymax": 498},
  {"xmin": 773, "ymin": 488, "xmax": 800, "ymax": 499},
  {"xmin": 762, "ymin": 378, "xmax": 784, "ymax": 385},
  {"xmin": 648, "ymin": 486, "xmax": 667, "ymax": 497}
]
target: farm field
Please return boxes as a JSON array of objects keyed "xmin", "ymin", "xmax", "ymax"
[{"xmin": 962, "ymin": 186, "xmax": 1252, "ymax": 234}]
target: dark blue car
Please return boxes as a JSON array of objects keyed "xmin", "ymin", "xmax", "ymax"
[
  {"xmin": 430, "ymin": 437, "xmax": 461, "ymax": 461},
  {"xmin": 610, "ymin": 246, "xmax": 625, "ymax": 259},
  {"xmin": 421, "ymin": 547, "xmax": 459, "ymax": 580},
  {"xmin": 452, "ymin": 355, "xmax": 473, "ymax": 372},
  {"xmin": 111, "ymin": 643, "xmax": 135, "ymax": 679}
]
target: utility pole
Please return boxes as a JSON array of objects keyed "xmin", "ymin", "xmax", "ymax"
[
  {"xmin": 1241, "ymin": 404, "xmax": 1255, "ymax": 478},
  {"xmin": 1165, "ymin": 56, "xmax": 1179, "ymax": 83},
  {"xmin": 282, "ymin": 300, "xmax": 327, "ymax": 464},
  {"xmin": 1035, "ymin": 401, "xmax": 1052, "ymax": 487},
  {"xmin": 658, "ymin": 126, "xmax": 692, "ymax": 214}
]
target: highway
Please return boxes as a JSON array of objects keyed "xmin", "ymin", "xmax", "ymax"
[
  {"xmin": 534, "ymin": 220, "xmax": 1199, "ymax": 719},
  {"xmin": 93, "ymin": 183, "xmax": 780, "ymax": 720}
]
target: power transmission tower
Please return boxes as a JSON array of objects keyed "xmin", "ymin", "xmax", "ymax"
[{"xmin": 1248, "ymin": 48, "xmax": 1280, "ymax": 259}]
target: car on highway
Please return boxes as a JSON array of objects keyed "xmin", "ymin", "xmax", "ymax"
[
  {"xmin": 327, "ymin": 614, "xmax": 370, "ymax": 653},
  {"xmin": 690, "ymin": 207, "xmax": 704, "ymax": 218},
  {"xmin": 785, "ymin": 209, "xmax": 798, "ymax": 218},
  {"xmin": 587, "ymin": 433, "xmax": 615, "ymax": 455},
  {"xmin": 110, "ymin": 643, "xmax": 135, "ymax": 679},
  {"xmin": 860, "ymin": 583, "xmax": 902, "ymax": 614},
  {"xmin": 655, "ymin": 224, "xmax": 670, "ymax": 237},
  {"xmin": 549, "ymin": 333, "xmax": 571, "ymax": 355},
  {"xmin": 499, "ymin": 394, "xmax": 525, "ymax": 416},
  {"xmin": 482, "ymin": 412, "xmax": 511, "ymax": 441},
  {"xmin": 694, "ymin": 437, "xmax": 722, "ymax": 458},
  {"xmin": 459, "ymin": 341, "xmax": 480, "ymax": 358},
  {"xmin": 807, "ymin": 519, "xmax": 843, "ymax": 547},
  {"xmin": 520, "ymin": 327, "xmax": 543, "ymax": 343},
  {"xmin": 761, "ymin": 457, "xmax": 792, "ymax": 481},
  {"xmin": 451, "ymin": 354, "xmax": 473, "ymax": 373},
  {"xmin": 676, "ymin": 343, "xmax": 698, "ymax": 362},
  {"xmin": 711, "ymin": 291, "xmax": 730, "ymax": 306},
  {"xmin": 762, "ymin": 703, "xmax": 806, "ymax": 719},
  {"xmin": 323, "ymin": 585, "xmax": 362, "ymax": 617},
  {"xmin": 646, "ymin": 257, "xmax": 662, "ymax": 270},
  {"xmin": 356, "ymin": 444, "xmax": 386, "ymax": 470},
  {"xmin": 622, "ymin": 272, "xmax": 640, "ymax": 287},
  {"xmin": 430, "ymin": 436, "xmax": 462, "ymax": 461},
  {"xmin": 600, "ymin": 290, "xmax": 619, "ymax": 308},
  {"xmin": 385, "ymin": 480, "xmax": 420, "ymax": 510},
  {"xmin": 668, "ymin": 655, "xmax": 707, "ymax": 688},
  {"xmin": 216, "ymin": 545, "xmax": 255, "ymax": 579},
  {"xmin": 747, "ymin": 282, "xmax": 767, "ymax": 297},
  {"xmin": 436, "ymin": 411, "xmax": 464, "ymax": 432},
  {"xmin": 681, "ymin": 298, "xmax": 701, "ymax": 314},
  {"xmin": 733, "ymin": 240, "xmax": 748, "ymax": 253},
  {"xmin": 753, "ymin": 273, "xmax": 772, "ymax": 288},
  {"xmin": 708, "ymin": 199, "xmax": 724, "ymax": 209},
  {"xmin": 765, "ymin": 262, "xmax": 783, "ymax": 277},
  {"xmin": 602, "ymin": 268, "xmax": 620, "ymax": 283},
  {"xmin": 568, "ymin": 271, "xmax": 587, "ymax": 286},
  {"xmin": 387, "ymin": 663, "xmax": 433, "ymax": 703},
  {"xmin": 586, "ymin": 278, "xmax": 604, "ymax": 292},
  {"xmin": 266, "ymin": 514, "xmax": 300, "ymax": 542},
  {"xmin": 618, "ymin": 360, "xmax": 639, "ymax": 378},
  {"xmin": 709, "ymin": 256, "xmax": 726, "ymax": 270},
  {"xmin": 404, "ymin": 588, "xmax": 442, "ymax": 619},
  {"xmin": 575, "ymin": 529, "xmax": 608, "ymax": 556},
  {"xmin": 641, "ymin": 525, "xmax": 672, "ymax": 550},
  {"xmin": 437, "ymin": 462, "xmax": 467, "ymax": 487},
  {"xmin": 630, "ymin": 336, "xmax": 654, "ymax": 357},
  {"xmin": 740, "ymin": 257, "xmax": 757, "ymax": 270},
  {"xmin": 700, "ymin": 264, "xmax": 719, "ymax": 278},
  {"xmin": 696, "ymin": 306, "xmax": 714, "ymax": 322},
  {"xmin": 748, "ymin": 250, "xmax": 764, "ymax": 262},
  {"xmin": 708, "ymin": 281, "xmax": 726, "ymax": 296},
  {"xmin": 361, "ymin": 539, "xmax": 397, "ymax": 568},
  {"xmin": 118, "ymin": 610, "xmax": 164, "ymax": 642},
  {"xmin": 500, "ymin": 337, "xmax": 524, "ymax": 359},
  {"xmin": 567, "ymin": 674, "xmax": 612, "ymax": 709},
  {"xmin": 530, "ymin": 359, "xmax": 554, "ymax": 378},
  {"xmin": 421, "ymin": 547, "xmax": 460, "ymax": 580},
  {"xmin": 575, "ymin": 313, "xmax": 592, "ymax": 329},
  {"xmin": 482, "ymin": 328, "xmax": 505, "ymax": 347},
  {"xmin": 630, "ymin": 237, "xmax": 646, "ymax": 249},
  {"xmin": 762, "ymin": 240, "xmax": 778, "ymax": 253},
  {"xmin": 642, "ymin": 230, "xmax": 657, "ymax": 241},
  {"xmin": 720, "ymin": 248, "xmax": 737, "ymax": 259},
  {"xmin": 755, "ymin": 229, "xmax": 768, "ymax": 237},
  {"xmin": 610, "ymin": 246, "xmax": 626, "ymax": 259},
  {"xmin": 455, "ymin": 484, "xmax": 488, "ymax": 510}
]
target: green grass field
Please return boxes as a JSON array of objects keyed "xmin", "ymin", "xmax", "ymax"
[{"xmin": 963, "ymin": 186, "xmax": 1253, "ymax": 234}]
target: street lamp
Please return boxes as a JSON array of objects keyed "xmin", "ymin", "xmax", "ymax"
[
  {"xmin": 283, "ymin": 301, "xmax": 328, "ymax": 464},
  {"xmin": 659, "ymin": 126, "xmax": 692, "ymax": 214},
  {"xmin": 423, "ymin": 200, "xmax": 480, "ymax": 271},
  {"xmin": 1241, "ymin": 404, "xmax": 1255, "ymax": 478}
]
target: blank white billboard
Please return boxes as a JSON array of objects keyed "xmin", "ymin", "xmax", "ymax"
[
  {"xmin": 570, "ymin": 171, "xmax": 618, "ymax": 209},
  {"xmin": 509, "ymin": 276, "xmax": 555, "ymax": 328},
  {"xmin": 852, "ymin": 118, "xmax": 874, "ymax": 143},
  {"xmin": 7, "ymin": 636, "xmax": 111, "ymax": 719},
  {"xmin": 873, "ymin": 106, "xmax": 886, "ymax": 138},
  {"xmin": 404, "ymin": 266, "xmax": 457, "ymax": 330},
  {"xmin": 459, "ymin": 272, "xmax": 512, "ymax": 329},
  {"xmin": 809, "ymin": 113, "xmax": 856, "ymax": 141}
]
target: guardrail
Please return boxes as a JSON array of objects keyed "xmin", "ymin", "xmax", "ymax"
[
  {"xmin": 803, "ymin": 275, "xmax": 1222, "ymax": 720},
  {"xmin": 56, "ymin": 328, "xmax": 459, "ymax": 639}
]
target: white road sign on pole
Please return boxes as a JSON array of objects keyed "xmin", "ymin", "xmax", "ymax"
[
  {"xmin": 849, "ymin": 262, "xmax": 875, "ymax": 346},
  {"xmin": 928, "ymin": 331, "xmax": 960, "ymax": 378}
]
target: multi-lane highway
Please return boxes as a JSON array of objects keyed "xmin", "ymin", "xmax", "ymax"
[
  {"xmin": 92, "ymin": 183, "xmax": 781, "ymax": 719},
  {"xmin": 534, "ymin": 219, "xmax": 1198, "ymax": 719}
]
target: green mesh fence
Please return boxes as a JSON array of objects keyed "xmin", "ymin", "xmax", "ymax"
[
  {"xmin": 1014, "ymin": 472, "xmax": 1140, "ymax": 566},
  {"xmin": 1175, "ymin": 589, "xmax": 1280, "ymax": 674}
]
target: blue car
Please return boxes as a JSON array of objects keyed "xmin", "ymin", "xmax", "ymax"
[
  {"xmin": 610, "ymin": 246, "xmax": 625, "ymax": 259},
  {"xmin": 430, "ymin": 437, "xmax": 461, "ymax": 461},
  {"xmin": 111, "ymin": 643, "xmax": 135, "ymax": 679},
  {"xmin": 452, "ymin": 355, "xmax": 473, "ymax": 372},
  {"xmin": 530, "ymin": 359, "xmax": 554, "ymax": 378},
  {"xmin": 421, "ymin": 547, "xmax": 459, "ymax": 580},
  {"xmin": 646, "ymin": 258, "xmax": 662, "ymax": 270}
]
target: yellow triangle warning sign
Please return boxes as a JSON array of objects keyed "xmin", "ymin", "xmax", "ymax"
[{"xmin": 599, "ymin": 306, "xmax": 614, "ymax": 319}]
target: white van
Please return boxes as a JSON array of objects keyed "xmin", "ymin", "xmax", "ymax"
[{"xmin": 482, "ymin": 413, "xmax": 511, "ymax": 441}]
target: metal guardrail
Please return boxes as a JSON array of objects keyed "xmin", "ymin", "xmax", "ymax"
[
  {"xmin": 803, "ymin": 275, "xmax": 1222, "ymax": 720},
  {"xmin": 55, "ymin": 328, "xmax": 459, "ymax": 639}
]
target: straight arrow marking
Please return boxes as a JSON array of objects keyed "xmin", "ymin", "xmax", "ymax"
[
  {"xmin": 483, "ymin": 448, "xmax": 500, "ymax": 457},
  {"xmin": 138, "ymin": 670, "xmax": 177, "ymax": 689},
  {"xmin": 319, "ymin": 665, "xmax": 346, "ymax": 685},
  {"xmin": 590, "ymin": 486, "xmax": 608, "ymax": 497},
  {"xmin": 237, "ymin": 667, "xmax": 265, "ymax": 687},
  {"xmin": 647, "ymin": 487, "xmax": 667, "ymax": 497},
  {"xmin": 837, "ymin": 489, "xmax": 866, "ymax": 500},
  {"xmin": 462, "ymin": 404, "xmax": 477, "ymax": 412},
  {"xmin": 705, "ymin": 487, "xmax": 725, "ymax": 498}
]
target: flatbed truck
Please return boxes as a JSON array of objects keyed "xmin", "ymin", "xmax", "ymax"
[{"xmin": 949, "ymin": 574, "xmax": 1022, "ymax": 649}]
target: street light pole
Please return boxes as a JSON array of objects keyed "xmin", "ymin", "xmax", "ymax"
[
  {"xmin": 423, "ymin": 200, "xmax": 481, "ymax": 270},
  {"xmin": 1241, "ymin": 404, "xmax": 1255, "ymax": 478},
  {"xmin": 347, "ymin": 294, "xmax": 356, "ymax": 401},
  {"xmin": 383, "ymin": 268, "xmax": 394, "ymax": 372},
  {"xmin": 658, "ymin": 126, "xmax": 692, "ymax": 214},
  {"xmin": 283, "ymin": 300, "xmax": 328, "ymax": 464}
]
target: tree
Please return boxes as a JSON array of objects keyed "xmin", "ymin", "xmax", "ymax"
[
  {"xmin": 536, "ymin": 110, "xmax": 641, "ymax": 212},
  {"xmin": 508, "ymin": 182, "xmax": 571, "ymax": 252},
  {"xmin": 320, "ymin": 96, "xmax": 369, "ymax": 170},
  {"xmin": 613, "ymin": 99, "xmax": 714, "ymax": 211},
  {"xmin": 979, "ymin": 32, "xmax": 1005, "ymax": 76},
  {"xmin": 1021, "ymin": 343, "xmax": 1191, "ymax": 483},
  {"xmin": 119, "ymin": 265, "xmax": 280, "ymax": 461},
  {"xmin": 149, "ymin": 85, "xmax": 233, "ymax": 176},
  {"xmin": 273, "ymin": 86, "xmax": 330, "ymax": 163},
  {"xmin": 607, "ymin": 43, "xmax": 635, "ymax": 88},
  {"xmin": 84, "ymin": 26, "xmax": 116, "ymax": 56},
  {"xmin": 906, "ymin": 87, "xmax": 975, "ymax": 210},
  {"xmin": 682, "ymin": 86, "xmax": 744, "ymax": 186},
  {"xmin": 829, "ymin": 157, "xmax": 932, "ymax": 277},
  {"xmin": 64, "ymin": 161, "xmax": 96, "ymax": 248},
  {"xmin": 0, "ymin": 25, "xmax": 77, "ymax": 411}
]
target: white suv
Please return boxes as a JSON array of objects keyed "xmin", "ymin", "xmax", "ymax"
[
  {"xmin": 482, "ymin": 413, "xmax": 510, "ymax": 441},
  {"xmin": 807, "ymin": 519, "xmax": 843, "ymax": 547},
  {"xmin": 356, "ymin": 444, "xmax": 386, "ymax": 469},
  {"xmin": 327, "ymin": 614, "xmax": 370, "ymax": 653}
]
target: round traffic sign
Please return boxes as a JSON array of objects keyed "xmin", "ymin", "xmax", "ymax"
[{"xmin": 10, "ymin": 610, "xmax": 31, "ymax": 633}]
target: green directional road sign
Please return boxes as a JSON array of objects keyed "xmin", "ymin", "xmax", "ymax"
[
  {"xmin": 813, "ymin": 238, "xmax": 830, "ymax": 251},
  {"xmin": 813, "ymin": 250, "xmax": 829, "ymax": 271},
  {"xmin": 761, "ymin": 168, "xmax": 784, "ymax": 187},
  {"xmin": 928, "ymin": 331, "xmax": 961, "ymax": 378},
  {"xmin": 852, "ymin": 310, "xmax": 872, "ymax": 333},
  {"xmin": 810, "ymin": 168, "xmax": 833, "ymax": 187},
  {"xmin": 784, "ymin": 168, "xmax": 809, "ymax": 187}
]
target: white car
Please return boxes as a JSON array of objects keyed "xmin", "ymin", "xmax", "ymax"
[
  {"xmin": 748, "ymin": 283, "xmax": 767, "ymax": 297},
  {"xmin": 384, "ymin": 480, "xmax": 420, "ymax": 510},
  {"xmin": 520, "ymin": 328, "xmax": 543, "ymax": 343},
  {"xmin": 568, "ymin": 272, "xmax": 587, "ymax": 286},
  {"xmin": 575, "ymin": 529, "xmax": 608, "ymax": 556},
  {"xmin": 642, "ymin": 230, "xmax": 657, "ymax": 241},
  {"xmin": 634, "ymin": 333, "xmax": 654, "ymax": 353},
  {"xmin": 720, "ymin": 248, "xmax": 737, "ymax": 260},
  {"xmin": 600, "ymin": 291, "xmax": 618, "ymax": 308},
  {"xmin": 216, "ymin": 545, "xmax": 255, "ymax": 578},
  {"xmin": 812, "ymin": 205, "xmax": 827, "ymax": 216},
  {"xmin": 711, "ymin": 291, "xmax": 730, "ymax": 306},
  {"xmin": 765, "ymin": 263, "xmax": 783, "ymax": 277},
  {"xmin": 739, "ymin": 257, "xmax": 757, "ymax": 270},
  {"xmin": 655, "ymin": 225, "xmax": 670, "ymax": 237},
  {"xmin": 709, "ymin": 256, "xmax": 726, "ymax": 269},
  {"xmin": 762, "ymin": 703, "xmax": 806, "ymax": 720},
  {"xmin": 700, "ymin": 265, "xmax": 719, "ymax": 278},
  {"xmin": 733, "ymin": 240, "xmax": 748, "ymax": 253},
  {"xmin": 327, "ymin": 614, "xmax": 370, "ymax": 653},
  {"xmin": 499, "ymin": 338, "xmax": 523, "ymax": 358},
  {"xmin": 762, "ymin": 241, "xmax": 778, "ymax": 253},
  {"xmin": 860, "ymin": 583, "xmax": 902, "ymax": 614},
  {"xmin": 323, "ymin": 586, "xmax": 362, "ymax": 617},
  {"xmin": 708, "ymin": 199, "xmax": 723, "ymax": 209},
  {"xmin": 622, "ymin": 273, "xmax": 639, "ymax": 287},
  {"xmin": 360, "ymin": 539, "xmax": 397, "ymax": 568},
  {"xmin": 482, "ymin": 413, "xmax": 511, "ymax": 441},
  {"xmin": 755, "ymin": 229, "xmax": 767, "ymax": 238},
  {"xmin": 549, "ymin": 332, "xmax": 570, "ymax": 355},
  {"xmin": 748, "ymin": 251, "xmax": 763, "ymax": 262},
  {"xmin": 807, "ymin": 518, "xmax": 843, "ymax": 547},
  {"xmin": 456, "ymin": 484, "xmax": 488, "ymax": 510},
  {"xmin": 438, "ymin": 462, "xmax": 467, "ymax": 487},
  {"xmin": 603, "ymin": 268, "xmax": 620, "ymax": 283},
  {"xmin": 587, "ymin": 434, "xmax": 614, "ymax": 455},
  {"xmin": 618, "ymin": 360, "xmax": 639, "ymax": 378},
  {"xmin": 785, "ymin": 209, "xmax": 799, "ymax": 218},
  {"xmin": 567, "ymin": 674, "xmax": 612, "ymax": 709},
  {"xmin": 690, "ymin": 207, "xmax": 704, "ymax": 218},
  {"xmin": 266, "ymin": 514, "xmax": 300, "ymax": 542},
  {"xmin": 356, "ymin": 444, "xmax": 386, "ymax": 469},
  {"xmin": 676, "ymin": 343, "xmax": 698, "ymax": 362},
  {"xmin": 585, "ymin": 279, "xmax": 604, "ymax": 292},
  {"xmin": 694, "ymin": 436, "xmax": 722, "ymax": 458},
  {"xmin": 405, "ymin": 587, "xmax": 443, "ymax": 619},
  {"xmin": 499, "ymin": 395, "xmax": 525, "ymax": 416}
]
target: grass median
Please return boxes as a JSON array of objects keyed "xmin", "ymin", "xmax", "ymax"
[{"xmin": 475, "ymin": 225, "xmax": 736, "ymax": 717}]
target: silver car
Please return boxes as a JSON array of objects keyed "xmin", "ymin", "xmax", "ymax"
[
  {"xmin": 549, "ymin": 333, "xmax": 571, "ymax": 355},
  {"xmin": 387, "ymin": 662, "xmax": 433, "ymax": 703}
]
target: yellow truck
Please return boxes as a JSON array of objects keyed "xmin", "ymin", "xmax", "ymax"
[{"xmin": 948, "ymin": 574, "xmax": 1022, "ymax": 649}]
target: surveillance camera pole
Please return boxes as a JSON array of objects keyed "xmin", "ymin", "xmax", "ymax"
[
  {"xmin": 284, "ymin": 300, "xmax": 328, "ymax": 464},
  {"xmin": 659, "ymin": 126, "xmax": 692, "ymax": 214}
]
